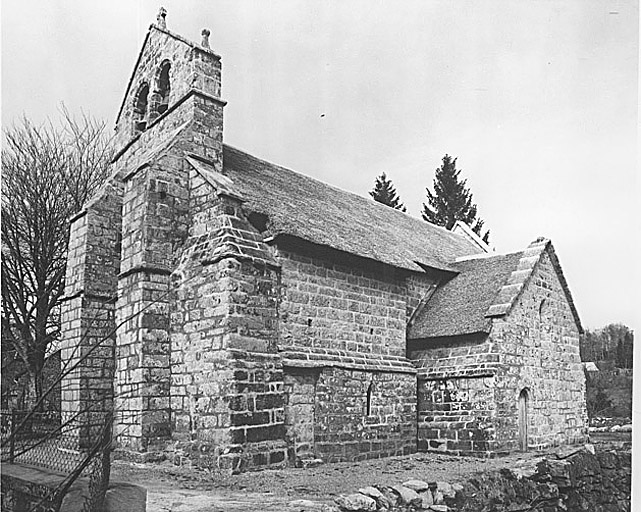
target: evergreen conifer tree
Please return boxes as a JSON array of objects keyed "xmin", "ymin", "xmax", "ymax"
[
  {"xmin": 369, "ymin": 172, "xmax": 406, "ymax": 212},
  {"xmin": 422, "ymin": 154, "xmax": 490, "ymax": 244}
]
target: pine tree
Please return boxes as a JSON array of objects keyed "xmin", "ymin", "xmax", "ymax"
[
  {"xmin": 369, "ymin": 172, "xmax": 406, "ymax": 212},
  {"xmin": 422, "ymin": 154, "xmax": 490, "ymax": 244}
]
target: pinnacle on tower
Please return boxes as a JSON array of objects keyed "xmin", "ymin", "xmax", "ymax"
[
  {"xmin": 156, "ymin": 7, "xmax": 167, "ymax": 29},
  {"xmin": 201, "ymin": 28, "xmax": 211, "ymax": 48}
]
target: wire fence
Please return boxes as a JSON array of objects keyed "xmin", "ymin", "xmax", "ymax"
[
  {"xmin": 1, "ymin": 410, "xmax": 85, "ymax": 473},
  {"xmin": 0, "ymin": 409, "xmax": 112, "ymax": 512}
]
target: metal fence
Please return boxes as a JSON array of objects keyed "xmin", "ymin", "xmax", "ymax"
[
  {"xmin": 0, "ymin": 410, "xmax": 86, "ymax": 474},
  {"xmin": 1, "ymin": 409, "xmax": 112, "ymax": 512}
]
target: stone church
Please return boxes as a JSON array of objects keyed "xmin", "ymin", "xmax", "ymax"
[{"xmin": 60, "ymin": 11, "xmax": 588, "ymax": 472}]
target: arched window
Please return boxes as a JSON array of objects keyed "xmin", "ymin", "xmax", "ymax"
[
  {"xmin": 133, "ymin": 82, "xmax": 150, "ymax": 133},
  {"xmin": 154, "ymin": 61, "xmax": 171, "ymax": 115},
  {"xmin": 518, "ymin": 388, "xmax": 529, "ymax": 451},
  {"xmin": 538, "ymin": 298, "xmax": 547, "ymax": 322},
  {"xmin": 366, "ymin": 381, "xmax": 374, "ymax": 416}
]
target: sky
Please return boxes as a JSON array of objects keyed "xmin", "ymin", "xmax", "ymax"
[{"xmin": 1, "ymin": 0, "xmax": 639, "ymax": 332}]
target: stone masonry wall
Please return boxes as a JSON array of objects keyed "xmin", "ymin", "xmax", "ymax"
[
  {"xmin": 283, "ymin": 368, "xmax": 318, "ymax": 462},
  {"xmin": 417, "ymin": 376, "xmax": 498, "ymax": 456},
  {"xmin": 313, "ymin": 368, "xmax": 416, "ymax": 463},
  {"xmin": 491, "ymin": 251, "xmax": 587, "ymax": 452},
  {"xmin": 277, "ymin": 249, "xmax": 437, "ymax": 357},
  {"xmin": 60, "ymin": 181, "xmax": 122, "ymax": 448},
  {"xmin": 276, "ymin": 248, "xmax": 433, "ymax": 464},
  {"xmin": 169, "ymin": 183, "xmax": 287, "ymax": 471},
  {"xmin": 113, "ymin": 34, "xmax": 225, "ymax": 452},
  {"xmin": 170, "ymin": 260, "xmax": 231, "ymax": 459},
  {"xmin": 170, "ymin": 254, "xmax": 287, "ymax": 471},
  {"xmin": 115, "ymin": 153, "xmax": 192, "ymax": 453},
  {"xmin": 324, "ymin": 446, "xmax": 630, "ymax": 512},
  {"xmin": 410, "ymin": 335, "xmax": 501, "ymax": 456},
  {"xmin": 456, "ymin": 447, "xmax": 631, "ymax": 512},
  {"xmin": 410, "ymin": 335, "xmax": 499, "ymax": 379}
]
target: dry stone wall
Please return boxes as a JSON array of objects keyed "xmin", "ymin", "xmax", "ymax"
[{"xmin": 325, "ymin": 446, "xmax": 630, "ymax": 512}]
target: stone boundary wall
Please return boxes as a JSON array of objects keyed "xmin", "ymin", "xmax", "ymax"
[
  {"xmin": 326, "ymin": 445, "xmax": 631, "ymax": 512},
  {"xmin": 1, "ymin": 464, "xmax": 147, "ymax": 512}
]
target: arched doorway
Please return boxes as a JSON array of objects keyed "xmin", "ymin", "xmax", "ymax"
[{"xmin": 518, "ymin": 388, "xmax": 529, "ymax": 451}]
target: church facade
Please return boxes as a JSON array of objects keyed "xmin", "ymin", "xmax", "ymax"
[{"xmin": 59, "ymin": 12, "xmax": 587, "ymax": 472}]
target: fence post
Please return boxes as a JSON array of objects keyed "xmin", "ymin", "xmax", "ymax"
[{"xmin": 9, "ymin": 409, "xmax": 16, "ymax": 463}]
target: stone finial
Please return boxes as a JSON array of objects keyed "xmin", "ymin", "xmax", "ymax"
[
  {"xmin": 157, "ymin": 7, "xmax": 167, "ymax": 29},
  {"xmin": 201, "ymin": 28, "xmax": 211, "ymax": 48}
]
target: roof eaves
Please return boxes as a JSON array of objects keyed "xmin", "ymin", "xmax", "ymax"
[
  {"xmin": 414, "ymin": 260, "xmax": 461, "ymax": 276},
  {"xmin": 266, "ymin": 233, "xmax": 427, "ymax": 273}
]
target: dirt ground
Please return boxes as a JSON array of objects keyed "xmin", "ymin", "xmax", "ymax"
[{"xmin": 110, "ymin": 433, "xmax": 631, "ymax": 512}]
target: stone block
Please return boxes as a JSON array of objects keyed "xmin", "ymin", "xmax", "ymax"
[
  {"xmin": 391, "ymin": 484, "xmax": 422, "ymax": 507},
  {"xmin": 334, "ymin": 493, "xmax": 376, "ymax": 512},
  {"xmin": 402, "ymin": 479, "xmax": 429, "ymax": 492},
  {"xmin": 104, "ymin": 482, "xmax": 147, "ymax": 512}
]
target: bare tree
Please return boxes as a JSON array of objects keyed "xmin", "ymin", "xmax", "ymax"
[{"xmin": 1, "ymin": 108, "xmax": 113, "ymax": 405}]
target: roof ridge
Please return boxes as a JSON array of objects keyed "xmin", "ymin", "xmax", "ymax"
[{"xmin": 455, "ymin": 250, "xmax": 522, "ymax": 263}]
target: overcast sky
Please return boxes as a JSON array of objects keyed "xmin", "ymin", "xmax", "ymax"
[{"xmin": 1, "ymin": 1, "xmax": 638, "ymax": 331}]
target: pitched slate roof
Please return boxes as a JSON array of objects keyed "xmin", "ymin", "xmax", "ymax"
[
  {"xmin": 408, "ymin": 238, "xmax": 583, "ymax": 340},
  {"xmin": 407, "ymin": 251, "xmax": 523, "ymax": 339},
  {"xmin": 221, "ymin": 145, "xmax": 482, "ymax": 273}
]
